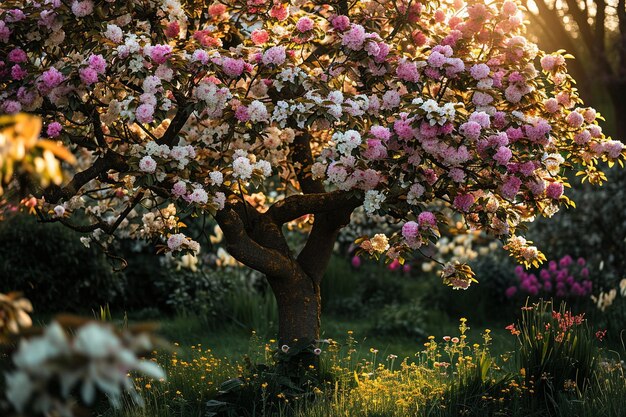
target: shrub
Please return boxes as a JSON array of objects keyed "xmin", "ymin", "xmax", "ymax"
[
  {"xmin": 505, "ymin": 255, "xmax": 593, "ymax": 301},
  {"xmin": 0, "ymin": 215, "xmax": 122, "ymax": 312},
  {"xmin": 371, "ymin": 302, "xmax": 426, "ymax": 339},
  {"xmin": 509, "ymin": 300, "xmax": 599, "ymax": 411}
]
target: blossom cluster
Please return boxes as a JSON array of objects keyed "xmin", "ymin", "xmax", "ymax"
[
  {"xmin": 505, "ymin": 255, "xmax": 592, "ymax": 299},
  {"xmin": 4, "ymin": 320, "xmax": 165, "ymax": 416}
]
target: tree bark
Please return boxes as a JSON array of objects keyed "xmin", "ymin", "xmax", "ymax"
[
  {"xmin": 268, "ymin": 268, "xmax": 321, "ymax": 346},
  {"xmin": 607, "ymin": 82, "xmax": 626, "ymax": 140}
]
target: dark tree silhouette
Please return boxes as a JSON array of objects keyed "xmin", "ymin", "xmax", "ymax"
[{"xmin": 523, "ymin": 0, "xmax": 626, "ymax": 138}]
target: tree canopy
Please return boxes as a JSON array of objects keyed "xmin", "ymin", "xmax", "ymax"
[{"xmin": 0, "ymin": 0, "xmax": 624, "ymax": 292}]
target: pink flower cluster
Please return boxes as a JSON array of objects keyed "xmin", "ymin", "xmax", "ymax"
[
  {"xmin": 505, "ymin": 255, "xmax": 591, "ymax": 298},
  {"xmin": 79, "ymin": 54, "xmax": 106, "ymax": 86}
]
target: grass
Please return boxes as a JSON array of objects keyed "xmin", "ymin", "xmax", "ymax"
[{"xmin": 94, "ymin": 301, "xmax": 626, "ymax": 417}]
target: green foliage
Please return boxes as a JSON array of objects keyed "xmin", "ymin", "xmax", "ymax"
[
  {"xmin": 0, "ymin": 214, "xmax": 122, "ymax": 312},
  {"xmin": 513, "ymin": 300, "xmax": 599, "ymax": 412},
  {"xmin": 97, "ymin": 311, "xmax": 626, "ymax": 417},
  {"xmin": 371, "ymin": 302, "xmax": 426, "ymax": 339},
  {"xmin": 428, "ymin": 252, "xmax": 518, "ymax": 324},
  {"xmin": 206, "ymin": 339, "xmax": 322, "ymax": 417},
  {"xmin": 155, "ymin": 269, "xmax": 235, "ymax": 319},
  {"xmin": 323, "ymin": 262, "xmax": 407, "ymax": 317}
]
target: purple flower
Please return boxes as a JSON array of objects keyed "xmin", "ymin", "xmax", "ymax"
[{"xmin": 505, "ymin": 286, "xmax": 517, "ymax": 298}]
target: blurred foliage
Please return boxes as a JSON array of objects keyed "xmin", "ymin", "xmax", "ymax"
[
  {"xmin": 0, "ymin": 214, "xmax": 122, "ymax": 312},
  {"xmin": 0, "ymin": 114, "xmax": 74, "ymax": 205},
  {"xmin": 372, "ymin": 301, "xmax": 426, "ymax": 339},
  {"xmin": 527, "ymin": 169, "xmax": 626, "ymax": 290}
]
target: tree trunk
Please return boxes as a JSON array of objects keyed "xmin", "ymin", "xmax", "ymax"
[
  {"xmin": 268, "ymin": 269, "xmax": 321, "ymax": 347},
  {"xmin": 607, "ymin": 83, "xmax": 626, "ymax": 140}
]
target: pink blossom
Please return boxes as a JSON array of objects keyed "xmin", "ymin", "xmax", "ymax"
[
  {"xmin": 6, "ymin": 9, "xmax": 26, "ymax": 22},
  {"xmin": 296, "ymin": 17, "xmax": 314, "ymax": 32},
  {"xmin": 222, "ymin": 57, "xmax": 245, "ymax": 77},
  {"xmin": 544, "ymin": 98, "xmax": 559, "ymax": 113},
  {"xmin": 235, "ymin": 105, "xmax": 250, "ymax": 122},
  {"xmin": 427, "ymin": 51, "xmax": 446, "ymax": 68},
  {"xmin": 527, "ymin": 179, "xmax": 546, "ymax": 196},
  {"xmin": 402, "ymin": 221, "xmax": 419, "ymax": 239},
  {"xmin": 565, "ymin": 111, "xmax": 584, "ymax": 128},
  {"xmin": 150, "ymin": 44, "xmax": 172, "ymax": 64},
  {"xmin": 382, "ymin": 90, "xmax": 401, "ymax": 109},
  {"xmin": 208, "ymin": 3, "xmax": 226, "ymax": 17},
  {"xmin": 493, "ymin": 146, "xmax": 512, "ymax": 165},
  {"xmin": 192, "ymin": 50, "xmax": 210, "ymax": 65},
  {"xmin": 164, "ymin": 21, "xmax": 180, "ymax": 38},
  {"xmin": 412, "ymin": 30, "xmax": 427, "ymax": 46},
  {"xmin": 574, "ymin": 130, "xmax": 591, "ymax": 145},
  {"xmin": 262, "ymin": 46, "xmax": 286, "ymax": 66},
  {"xmin": 453, "ymin": 193, "xmax": 475, "ymax": 212},
  {"xmin": 388, "ymin": 259, "xmax": 401, "ymax": 271},
  {"xmin": 423, "ymin": 168, "xmax": 438, "ymax": 185},
  {"xmin": 505, "ymin": 286, "xmax": 517, "ymax": 298},
  {"xmin": 472, "ymin": 91, "xmax": 493, "ymax": 106},
  {"xmin": 449, "ymin": 167, "xmax": 466, "ymax": 182},
  {"xmin": 79, "ymin": 67, "xmax": 98, "ymax": 85},
  {"xmin": 351, "ymin": 255, "xmax": 361, "ymax": 268},
  {"xmin": 39, "ymin": 67, "xmax": 65, "ymax": 90},
  {"xmin": 8, "ymin": 48, "xmax": 27, "ymax": 63},
  {"xmin": 394, "ymin": 118, "xmax": 415, "ymax": 140},
  {"xmin": 136, "ymin": 103, "xmax": 155, "ymax": 124},
  {"xmin": 47, "ymin": 122, "xmax": 62, "ymax": 137},
  {"xmin": 445, "ymin": 58, "xmax": 465, "ymax": 77},
  {"xmin": 71, "ymin": 0, "xmax": 94, "ymax": 17},
  {"xmin": 359, "ymin": 169, "xmax": 381, "ymax": 189},
  {"xmin": 540, "ymin": 55, "xmax": 564, "ymax": 71},
  {"xmin": 11, "ymin": 65, "xmax": 27, "ymax": 80},
  {"xmin": 418, "ymin": 211, "xmax": 437, "ymax": 228},
  {"xmin": 3, "ymin": 100, "xmax": 21, "ymax": 114},
  {"xmin": 269, "ymin": 4, "xmax": 289, "ymax": 20},
  {"xmin": 363, "ymin": 139, "xmax": 387, "ymax": 159},
  {"xmin": 372, "ymin": 42, "xmax": 390, "ymax": 63},
  {"xmin": 0, "ymin": 21, "xmax": 11, "ymax": 43},
  {"xmin": 459, "ymin": 121, "xmax": 481, "ymax": 140},
  {"xmin": 396, "ymin": 60, "xmax": 420, "ymax": 83},
  {"xmin": 469, "ymin": 111, "xmax": 490, "ymax": 128},
  {"xmin": 139, "ymin": 155, "xmax": 157, "ymax": 173},
  {"xmin": 588, "ymin": 125, "xmax": 602, "ymax": 138},
  {"xmin": 546, "ymin": 182, "xmax": 564, "ymax": 199},
  {"xmin": 251, "ymin": 29, "xmax": 269, "ymax": 45},
  {"xmin": 518, "ymin": 161, "xmax": 536, "ymax": 176},
  {"xmin": 583, "ymin": 108, "xmax": 596, "ymax": 123},
  {"xmin": 493, "ymin": 112, "xmax": 507, "ymax": 129},
  {"xmin": 172, "ymin": 181, "xmax": 187, "ymax": 197},
  {"xmin": 332, "ymin": 15, "xmax": 350, "ymax": 31},
  {"xmin": 500, "ymin": 175, "xmax": 522, "ymax": 199},
  {"xmin": 88, "ymin": 54, "xmax": 107, "ymax": 74},
  {"xmin": 342, "ymin": 24, "xmax": 366, "ymax": 50},
  {"xmin": 369, "ymin": 126, "xmax": 391, "ymax": 141},
  {"xmin": 470, "ymin": 63, "xmax": 490, "ymax": 80}
]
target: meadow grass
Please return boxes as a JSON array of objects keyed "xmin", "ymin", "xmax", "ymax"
[{"xmin": 97, "ymin": 304, "xmax": 626, "ymax": 417}]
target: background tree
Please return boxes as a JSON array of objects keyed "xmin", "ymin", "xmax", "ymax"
[
  {"xmin": 522, "ymin": 0, "xmax": 626, "ymax": 137},
  {"xmin": 0, "ymin": 0, "xmax": 624, "ymax": 349}
]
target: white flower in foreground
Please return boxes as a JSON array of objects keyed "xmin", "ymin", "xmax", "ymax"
[{"xmin": 5, "ymin": 321, "xmax": 166, "ymax": 416}]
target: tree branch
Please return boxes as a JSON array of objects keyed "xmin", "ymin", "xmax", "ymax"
[
  {"xmin": 215, "ymin": 205, "xmax": 295, "ymax": 278},
  {"xmin": 289, "ymin": 130, "xmax": 325, "ymax": 194},
  {"xmin": 296, "ymin": 204, "xmax": 357, "ymax": 282},
  {"xmin": 266, "ymin": 190, "xmax": 361, "ymax": 224},
  {"xmin": 43, "ymin": 150, "xmax": 128, "ymax": 203},
  {"xmin": 156, "ymin": 91, "xmax": 194, "ymax": 147}
]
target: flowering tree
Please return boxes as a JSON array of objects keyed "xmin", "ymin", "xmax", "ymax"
[{"xmin": 1, "ymin": 0, "xmax": 624, "ymax": 347}]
